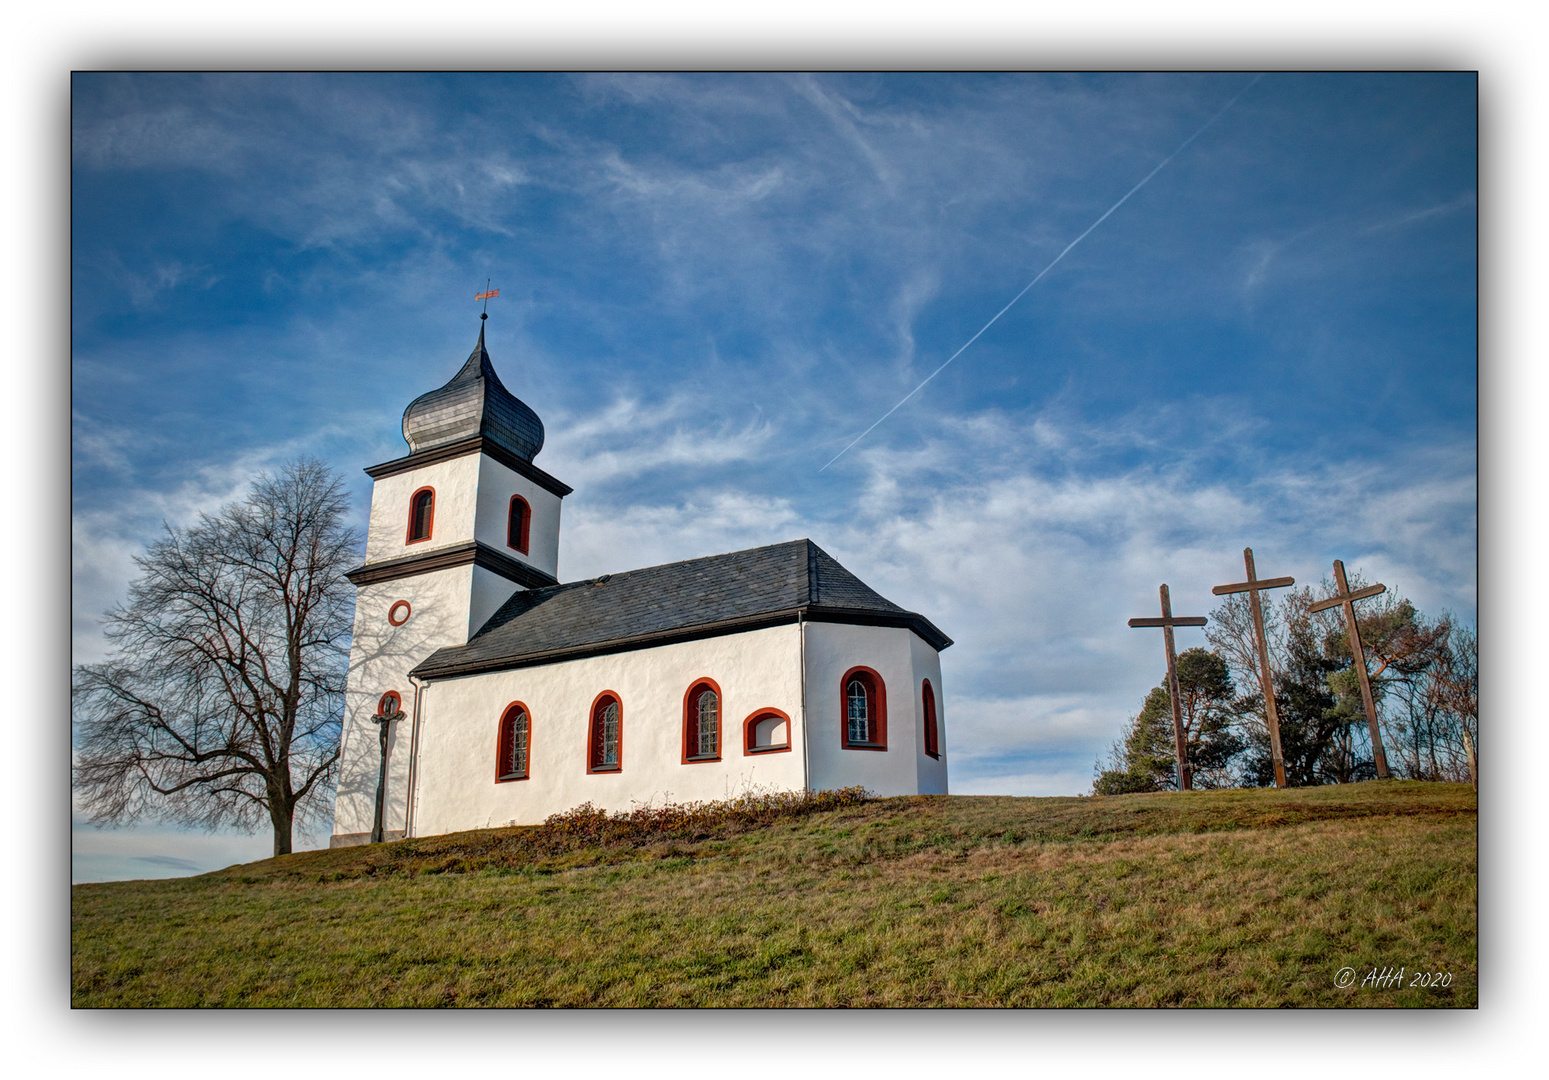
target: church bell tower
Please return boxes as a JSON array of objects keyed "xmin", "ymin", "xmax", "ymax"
[{"xmin": 329, "ymin": 316, "xmax": 572, "ymax": 846}]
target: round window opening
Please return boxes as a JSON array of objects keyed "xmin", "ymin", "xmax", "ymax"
[{"xmin": 387, "ymin": 600, "xmax": 412, "ymax": 626}]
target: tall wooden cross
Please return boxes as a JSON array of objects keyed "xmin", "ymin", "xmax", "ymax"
[
  {"xmin": 1309, "ymin": 559, "xmax": 1391, "ymax": 779},
  {"xmin": 1128, "ymin": 584, "xmax": 1208, "ymax": 791},
  {"xmin": 1212, "ymin": 548, "xmax": 1295, "ymax": 789}
]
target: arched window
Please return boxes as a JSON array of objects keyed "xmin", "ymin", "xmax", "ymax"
[
  {"xmin": 496, "ymin": 703, "xmax": 531, "ymax": 782},
  {"xmin": 840, "ymin": 666, "xmax": 887, "ymax": 751},
  {"xmin": 922, "ymin": 679, "xmax": 940, "ymax": 759},
  {"xmin": 406, "ymin": 487, "xmax": 435, "ymax": 544},
  {"xmin": 588, "ymin": 692, "xmax": 622, "ymax": 773},
  {"xmin": 507, "ymin": 495, "xmax": 531, "ymax": 554},
  {"xmin": 744, "ymin": 708, "xmax": 792, "ymax": 755},
  {"xmin": 682, "ymin": 679, "xmax": 722, "ymax": 763}
]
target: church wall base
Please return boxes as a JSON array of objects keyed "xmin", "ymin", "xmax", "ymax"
[{"xmin": 329, "ymin": 830, "xmax": 405, "ymax": 849}]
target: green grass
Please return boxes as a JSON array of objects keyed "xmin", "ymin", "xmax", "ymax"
[{"xmin": 71, "ymin": 780, "xmax": 1476, "ymax": 1007}]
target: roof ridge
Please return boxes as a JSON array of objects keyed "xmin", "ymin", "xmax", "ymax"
[{"xmin": 558, "ymin": 537, "xmax": 812, "ymax": 587}]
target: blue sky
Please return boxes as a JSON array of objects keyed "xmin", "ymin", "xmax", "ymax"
[{"xmin": 70, "ymin": 71, "xmax": 1476, "ymax": 882}]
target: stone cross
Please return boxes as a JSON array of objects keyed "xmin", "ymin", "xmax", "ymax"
[
  {"xmin": 1309, "ymin": 559, "xmax": 1391, "ymax": 779},
  {"xmin": 1128, "ymin": 584, "xmax": 1208, "ymax": 791},
  {"xmin": 370, "ymin": 694, "xmax": 403, "ymax": 844},
  {"xmin": 1212, "ymin": 547, "xmax": 1295, "ymax": 789}
]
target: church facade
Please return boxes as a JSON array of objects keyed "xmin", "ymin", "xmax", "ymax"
[{"xmin": 329, "ymin": 323, "xmax": 951, "ymax": 847}]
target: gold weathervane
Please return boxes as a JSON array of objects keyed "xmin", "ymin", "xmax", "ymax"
[{"xmin": 476, "ymin": 281, "xmax": 499, "ymax": 319}]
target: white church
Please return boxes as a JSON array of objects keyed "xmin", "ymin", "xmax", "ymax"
[{"xmin": 330, "ymin": 320, "xmax": 951, "ymax": 846}]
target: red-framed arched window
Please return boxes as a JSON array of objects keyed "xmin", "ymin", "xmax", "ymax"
[
  {"xmin": 744, "ymin": 708, "xmax": 792, "ymax": 755},
  {"xmin": 841, "ymin": 666, "xmax": 887, "ymax": 751},
  {"xmin": 587, "ymin": 691, "xmax": 623, "ymax": 773},
  {"xmin": 922, "ymin": 678, "xmax": 940, "ymax": 759},
  {"xmin": 682, "ymin": 678, "xmax": 722, "ymax": 763},
  {"xmin": 496, "ymin": 702, "xmax": 531, "ymax": 782},
  {"xmin": 406, "ymin": 486, "xmax": 435, "ymax": 544},
  {"xmin": 507, "ymin": 495, "xmax": 531, "ymax": 554}
]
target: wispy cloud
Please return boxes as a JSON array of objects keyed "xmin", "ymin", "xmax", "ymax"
[
  {"xmin": 1361, "ymin": 192, "xmax": 1476, "ymax": 235},
  {"xmin": 541, "ymin": 396, "xmax": 775, "ymax": 490}
]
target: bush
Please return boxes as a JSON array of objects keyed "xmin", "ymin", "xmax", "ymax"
[{"xmin": 539, "ymin": 786, "xmax": 872, "ymax": 846}]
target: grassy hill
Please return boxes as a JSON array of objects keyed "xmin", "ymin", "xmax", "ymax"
[{"xmin": 71, "ymin": 781, "xmax": 1476, "ymax": 1007}]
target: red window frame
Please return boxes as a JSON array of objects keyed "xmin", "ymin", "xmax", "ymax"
[
  {"xmin": 495, "ymin": 702, "xmax": 532, "ymax": 783},
  {"xmin": 743, "ymin": 708, "xmax": 792, "ymax": 755},
  {"xmin": 387, "ymin": 600, "xmax": 412, "ymax": 626},
  {"xmin": 922, "ymin": 678, "xmax": 940, "ymax": 759},
  {"xmin": 840, "ymin": 666, "xmax": 888, "ymax": 751},
  {"xmin": 681, "ymin": 678, "xmax": 723, "ymax": 764},
  {"xmin": 406, "ymin": 486, "xmax": 436, "ymax": 544},
  {"xmin": 586, "ymin": 691, "xmax": 623, "ymax": 774},
  {"xmin": 507, "ymin": 495, "xmax": 531, "ymax": 554}
]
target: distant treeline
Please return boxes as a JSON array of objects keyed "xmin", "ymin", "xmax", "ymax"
[{"xmin": 1095, "ymin": 573, "xmax": 1477, "ymax": 793}]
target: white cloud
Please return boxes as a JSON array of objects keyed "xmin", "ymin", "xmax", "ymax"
[{"xmin": 540, "ymin": 395, "xmax": 775, "ymax": 489}]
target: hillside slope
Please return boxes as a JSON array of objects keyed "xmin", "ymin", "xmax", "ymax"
[{"xmin": 71, "ymin": 781, "xmax": 1476, "ymax": 1007}]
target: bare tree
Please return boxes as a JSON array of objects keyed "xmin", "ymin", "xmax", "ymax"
[
  {"xmin": 72, "ymin": 458, "xmax": 359, "ymax": 857},
  {"xmin": 1426, "ymin": 621, "xmax": 1478, "ymax": 786}
]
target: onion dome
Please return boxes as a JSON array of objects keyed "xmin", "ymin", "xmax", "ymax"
[{"xmin": 401, "ymin": 322, "xmax": 545, "ymax": 461}]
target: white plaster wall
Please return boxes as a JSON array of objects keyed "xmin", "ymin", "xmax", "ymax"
[
  {"xmin": 470, "ymin": 565, "xmax": 521, "ymax": 638},
  {"xmin": 364, "ymin": 455, "xmax": 482, "ymax": 563},
  {"xmin": 803, "ymin": 622, "xmax": 949, "ymax": 797},
  {"xmin": 409, "ymin": 625, "xmax": 809, "ymax": 836},
  {"xmin": 474, "ymin": 456, "xmax": 563, "ymax": 580},
  {"xmin": 910, "ymin": 631, "xmax": 950, "ymax": 795},
  {"xmin": 332, "ymin": 567, "xmax": 479, "ymax": 838}
]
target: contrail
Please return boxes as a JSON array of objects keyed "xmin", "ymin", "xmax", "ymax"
[{"xmin": 819, "ymin": 75, "xmax": 1264, "ymax": 473}]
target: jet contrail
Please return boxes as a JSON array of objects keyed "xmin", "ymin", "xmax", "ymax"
[{"xmin": 819, "ymin": 75, "xmax": 1264, "ymax": 473}]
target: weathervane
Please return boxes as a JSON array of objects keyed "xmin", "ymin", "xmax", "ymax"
[
  {"xmin": 1213, "ymin": 548, "xmax": 1295, "ymax": 789},
  {"xmin": 475, "ymin": 279, "xmax": 499, "ymax": 321},
  {"xmin": 1128, "ymin": 584, "xmax": 1208, "ymax": 791}
]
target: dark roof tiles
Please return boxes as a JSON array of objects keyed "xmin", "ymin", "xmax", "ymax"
[{"xmin": 410, "ymin": 539, "xmax": 950, "ymax": 679}]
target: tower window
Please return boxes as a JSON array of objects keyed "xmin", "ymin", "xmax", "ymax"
[
  {"xmin": 922, "ymin": 679, "xmax": 940, "ymax": 759},
  {"xmin": 496, "ymin": 703, "xmax": 531, "ymax": 782},
  {"xmin": 683, "ymin": 679, "xmax": 722, "ymax": 763},
  {"xmin": 840, "ymin": 667, "xmax": 887, "ymax": 751},
  {"xmin": 588, "ymin": 692, "xmax": 622, "ymax": 773},
  {"xmin": 406, "ymin": 487, "xmax": 435, "ymax": 544},
  {"xmin": 508, "ymin": 495, "xmax": 531, "ymax": 554}
]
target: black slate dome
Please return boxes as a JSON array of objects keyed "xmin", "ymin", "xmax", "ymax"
[{"xmin": 401, "ymin": 323, "xmax": 545, "ymax": 461}]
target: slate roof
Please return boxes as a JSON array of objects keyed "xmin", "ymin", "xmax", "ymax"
[
  {"xmin": 401, "ymin": 322, "xmax": 546, "ymax": 461},
  {"xmin": 410, "ymin": 539, "xmax": 952, "ymax": 680}
]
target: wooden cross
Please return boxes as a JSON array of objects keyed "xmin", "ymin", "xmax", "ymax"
[
  {"xmin": 1309, "ymin": 559, "xmax": 1391, "ymax": 779},
  {"xmin": 1128, "ymin": 584, "xmax": 1208, "ymax": 791},
  {"xmin": 1212, "ymin": 547, "xmax": 1295, "ymax": 789}
]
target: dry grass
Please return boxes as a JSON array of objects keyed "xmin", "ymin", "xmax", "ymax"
[{"xmin": 71, "ymin": 780, "xmax": 1476, "ymax": 1007}]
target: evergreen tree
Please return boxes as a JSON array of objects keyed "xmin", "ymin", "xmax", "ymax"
[{"xmin": 1093, "ymin": 648, "xmax": 1243, "ymax": 793}]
